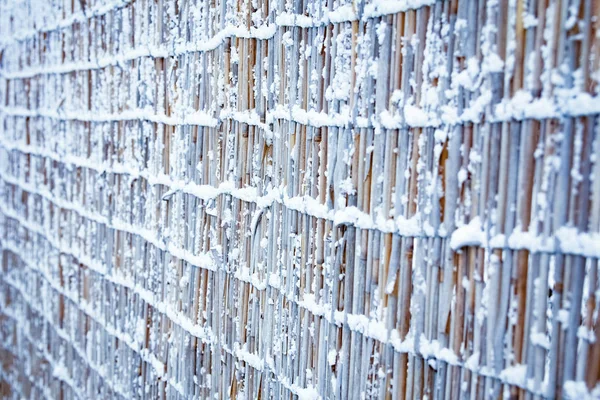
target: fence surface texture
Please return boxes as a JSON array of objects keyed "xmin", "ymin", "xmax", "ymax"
[{"xmin": 1, "ymin": 0, "xmax": 600, "ymax": 399}]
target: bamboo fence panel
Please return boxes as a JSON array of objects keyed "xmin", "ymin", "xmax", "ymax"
[{"xmin": 0, "ymin": 0, "xmax": 599, "ymax": 399}]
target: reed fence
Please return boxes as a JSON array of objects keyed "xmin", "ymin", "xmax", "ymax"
[{"xmin": 0, "ymin": 0, "xmax": 599, "ymax": 399}]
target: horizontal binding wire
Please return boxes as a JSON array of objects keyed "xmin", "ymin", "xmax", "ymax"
[
  {"xmin": 0, "ymin": 0, "xmax": 439, "ymax": 50},
  {"xmin": 2, "ymin": 150, "xmax": 599, "ymax": 259}
]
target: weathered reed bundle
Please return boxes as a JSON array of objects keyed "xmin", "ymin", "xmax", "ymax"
[{"xmin": 1, "ymin": 0, "xmax": 600, "ymax": 399}]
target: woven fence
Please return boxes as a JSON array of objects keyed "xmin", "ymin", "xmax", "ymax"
[{"xmin": 1, "ymin": 0, "xmax": 599, "ymax": 399}]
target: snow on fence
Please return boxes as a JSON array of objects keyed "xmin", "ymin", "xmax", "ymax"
[{"xmin": 0, "ymin": 0, "xmax": 599, "ymax": 398}]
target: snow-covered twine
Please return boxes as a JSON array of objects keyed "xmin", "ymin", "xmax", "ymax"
[{"xmin": 0, "ymin": 0, "xmax": 599, "ymax": 399}]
